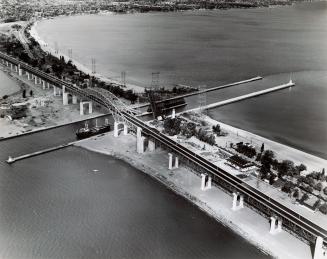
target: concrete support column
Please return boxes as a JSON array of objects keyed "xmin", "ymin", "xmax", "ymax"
[
  {"xmin": 88, "ymin": 102, "xmax": 93, "ymax": 114},
  {"xmin": 80, "ymin": 101, "xmax": 84, "ymax": 116},
  {"xmin": 34, "ymin": 76, "xmax": 38, "ymax": 85},
  {"xmin": 27, "ymin": 72, "xmax": 30, "ymax": 80},
  {"xmin": 232, "ymin": 193, "xmax": 238, "ymax": 210},
  {"xmin": 42, "ymin": 80, "xmax": 46, "ymax": 90},
  {"xmin": 207, "ymin": 176, "xmax": 212, "ymax": 189},
  {"xmin": 148, "ymin": 139, "xmax": 155, "ymax": 152},
  {"xmin": 114, "ymin": 121, "xmax": 119, "ymax": 137},
  {"xmin": 277, "ymin": 218, "xmax": 282, "ymax": 232},
  {"xmin": 172, "ymin": 108, "xmax": 176, "ymax": 119},
  {"xmin": 137, "ymin": 136, "xmax": 144, "ymax": 154},
  {"xmin": 10, "ymin": 63, "xmax": 13, "ymax": 70},
  {"xmin": 314, "ymin": 236, "xmax": 324, "ymax": 259},
  {"xmin": 270, "ymin": 217, "xmax": 276, "ymax": 234},
  {"xmin": 175, "ymin": 156, "xmax": 179, "ymax": 169},
  {"xmin": 168, "ymin": 153, "xmax": 173, "ymax": 170},
  {"xmin": 47, "ymin": 82, "xmax": 50, "ymax": 89},
  {"xmin": 18, "ymin": 68, "xmax": 23, "ymax": 76},
  {"xmin": 137, "ymin": 127, "xmax": 142, "ymax": 139},
  {"xmin": 62, "ymin": 85, "xmax": 66, "ymax": 94},
  {"xmin": 201, "ymin": 174, "xmax": 207, "ymax": 190},
  {"xmin": 53, "ymin": 86, "xmax": 57, "ymax": 96},
  {"xmin": 123, "ymin": 124, "xmax": 128, "ymax": 135},
  {"xmin": 14, "ymin": 65, "xmax": 18, "ymax": 72},
  {"xmin": 6, "ymin": 61, "xmax": 9, "ymax": 66},
  {"xmin": 72, "ymin": 95, "xmax": 77, "ymax": 104},
  {"xmin": 239, "ymin": 194, "xmax": 244, "ymax": 209},
  {"xmin": 63, "ymin": 92, "xmax": 69, "ymax": 105}
]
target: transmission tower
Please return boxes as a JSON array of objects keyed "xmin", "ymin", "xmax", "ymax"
[
  {"xmin": 68, "ymin": 48, "xmax": 73, "ymax": 60},
  {"xmin": 91, "ymin": 58, "xmax": 96, "ymax": 74},
  {"xmin": 121, "ymin": 71, "xmax": 126, "ymax": 87},
  {"xmin": 198, "ymin": 84, "xmax": 207, "ymax": 114},
  {"xmin": 151, "ymin": 72, "xmax": 160, "ymax": 90},
  {"xmin": 54, "ymin": 42, "xmax": 59, "ymax": 54}
]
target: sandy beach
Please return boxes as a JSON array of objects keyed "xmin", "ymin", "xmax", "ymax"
[{"xmin": 75, "ymin": 132, "xmax": 318, "ymax": 259}]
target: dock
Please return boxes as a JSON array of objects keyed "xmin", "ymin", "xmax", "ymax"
[
  {"xmin": 6, "ymin": 142, "xmax": 74, "ymax": 164},
  {"xmin": 186, "ymin": 81, "xmax": 295, "ymax": 113}
]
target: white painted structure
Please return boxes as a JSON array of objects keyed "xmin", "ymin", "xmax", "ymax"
[
  {"xmin": 168, "ymin": 153, "xmax": 179, "ymax": 170},
  {"xmin": 79, "ymin": 101, "xmax": 93, "ymax": 115},
  {"xmin": 201, "ymin": 173, "xmax": 212, "ymax": 191},
  {"xmin": 232, "ymin": 192, "xmax": 244, "ymax": 211},
  {"xmin": 269, "ymin": 216, "xmax": 282, "ymax": 234}
]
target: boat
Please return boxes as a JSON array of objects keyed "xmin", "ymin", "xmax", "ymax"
[{"xmin": 76, "ymin": 119, "xmax": 111, "ymax": 140}]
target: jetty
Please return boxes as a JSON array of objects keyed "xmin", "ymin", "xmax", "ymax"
[
  {"xmin": 6, "ymin": 143, "xmax": 73, "ymax": 164},
  {"xmin": 136, "ymin": 76, "xmax": 263, "ymax": 109},
  {"xmin": 186, "ymin": 80, "xmax": 295, "ymax": 113}
]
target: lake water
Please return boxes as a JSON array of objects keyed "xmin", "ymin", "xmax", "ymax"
[
  {"xmin": 0, "ymin": 123, "xmax": 270, "ymax": 259},
  {"xmin": 35, "ymin": 1, "xmax": 327, "ymax": 159}
]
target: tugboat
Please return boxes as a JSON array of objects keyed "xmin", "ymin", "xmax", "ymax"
[{"xmin": 76, "ymin": 119, "xmax": 111, "ymax": 140}]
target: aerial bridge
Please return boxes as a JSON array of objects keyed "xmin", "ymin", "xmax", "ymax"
[{"xmin": 0, "ymin": 51, "xmax": 326, "ymax": 259}]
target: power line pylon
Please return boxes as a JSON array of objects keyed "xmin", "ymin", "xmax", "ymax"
[
  {"xmin": 91, "ymin": 58, "xmax": 96, "ymax": 74},
  {"xmin": 121, "ymin": 71, "xmax": 126, "ymax": 87}
]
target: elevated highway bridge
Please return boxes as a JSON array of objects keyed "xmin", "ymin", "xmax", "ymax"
[{"xmin": 1, "ymin": 51, "xmax": 326, "ymax": 259}]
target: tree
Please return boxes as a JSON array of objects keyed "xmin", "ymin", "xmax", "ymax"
[
  {"xmin": 278, "ymin": 160, "xmax": 295, "ymax": 178},
  {"xmin": 261, "ymin": 143, "xmax": 265, "ymax": 153},
  {"xmin": 296, "ymin": 163, "xmax": 307, "ymax": 172},
  {"xmin": 293, "ymin": 188, "xmax": 300, "ymax": 199},
  {"xmin": 323, "ymin": 187, "xmax": 327, "ymax": 195},
  {"xmin": 315, "ymin": 182, "xmax": 323, "ymax": 192},
  {"xmin": 319, "ymin": 203, "xmax": 327, "ymax": 215},
  {"xmin": 212, "ymin": 124, "xmax": 221, "ymax": 135},
  {"xmin": 282, "ymin": 181, "xmax": 294, "ymax": 194},
  {"xmin": 301, "ymin": 193, "xmax": 309, "ymax": 202},
  {"xmin": 260, "ymin": 150, "xmax": 275, "ymax": 175}
]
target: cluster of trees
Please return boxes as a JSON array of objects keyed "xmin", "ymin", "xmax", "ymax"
[
  {"xmin": 163, "ymin": 117, "xmax": 216, "ymax": 145},
  {"xmin": 212, "ymin": 124, "xmax": 221, "ymax": 135},
  {"xmin": 235, "ymin": 142, "xmax": 256, "ymax": 158}
]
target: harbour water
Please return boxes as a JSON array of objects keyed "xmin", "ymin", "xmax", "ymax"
[
  {"xmin": 35, "ymin": 1, "xmax": 327, "ymax": 159},
  {"xmin": 0, "ymin": 122, "xmax": 270, "ymax": 259}
]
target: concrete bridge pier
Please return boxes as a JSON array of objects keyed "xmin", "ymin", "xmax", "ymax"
[
  {"xmin": 123, "ymin": 124, "xmax": 128, "ymax": 135},
  {"xmin": 62, "ymin": 85, "xmax": 66, "ymax": 94},
  {"xmin": 201, "ymin": 173, "xmax": 212, "ymax": 190},
  {"xmin": 168, "ymin": 153, "xmax": 179, "ymax": 170},
  {"xmin": 63, "ymin": 92, "xmax": 69, "ymax": 105},
  {"xmin": 72, "ymin": 95, "xmax": 77, "ymax": 104},
  {"xmin": 136, "ymin": 127, "xmax": 145, "ymax": 154},
  {"xmin": 47, "ymin": 82, "xmax": 51, "ymax": 89},
  {"xmin": 232, "ymin": 192, "xmax": 244, "ymax": 210},
  {"xmin": 26, "ymin": 72, "xmax": 31, "ymax": 80},
  {"xmin": 42, "ymin": 80, "xmax": 46, "ymax": 90},
  {"xmin": 5, "ymin": 61, "xmax": 9, "ymax": 66},
  {"xmin": 148, "ymin": 139, "xmax": 155, "ymax": 152},
  {"xmin": 14, "ymin": 65, "xmax": 18, "ymax": 72},
  {"xmin": 10, "ymin": 63, "xmax": 13, "ymax": 70},
  {"xmin": 53, "ymin": 86, "xmax": 58, "ymax": 96},
  {"xmin": 79, "ymin": 101, "xmax": 93, "ymax": 115},
  {"xmin": 269, "ymin": 216, "xmax": 282, "ymax": 234},
  {"xmin": 34, "ymin": 76, "xmax": 38, "ymax": 85},
  {"xmin": 18, "ymin": 65, "xmax": 23, "ymax": 76},
  {"xmin": 114, "ymin": 121, "xmax": 120, "ymax": 137},
  {"xmin": 314, "ymin": 236, "xmax": 324, "ymax": 259},
  {"xmin": 171, "ymin": 108, "xmax": 176, "ymax": 119}
]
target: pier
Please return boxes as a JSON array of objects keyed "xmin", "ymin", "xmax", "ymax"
[
  {"xmin": 6, "ymin": 143, "xmax": 74, "ymax": 164},
  {"xmin": 136, "ymin": 76, "xmax": 263, "ymax": 109},
  {"xmin": 186, "ymin": 81, "xmax": 295, "ymax": 113}
]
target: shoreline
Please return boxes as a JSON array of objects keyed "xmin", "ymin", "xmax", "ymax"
[
  {"xmin": 28, "ymin": 13, "xmax": 327, "ymax": 163},
  {"xmin": 75, "ymin": 132, "xmax": 314, "ymax": 259},
  {"xmin": 196, "ymin": 113, "xmax": 327, "ymax": 172},
  {"xmin": 29, "ymin": 19, "xmax": 145, "ymax": 94}
]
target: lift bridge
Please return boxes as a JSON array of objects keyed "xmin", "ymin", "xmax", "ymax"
[{"xmin": 0, "ymin": 51, "xmax": 326, "ymax": 259}]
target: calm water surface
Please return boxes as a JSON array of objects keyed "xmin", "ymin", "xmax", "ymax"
[
  {"xmin": 0, "ymin": 124, "xmax": 270, "ymax": 259},
  {"xmin": 36, "ymin": 1, "xmax": 327, "ymax": 158}
]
